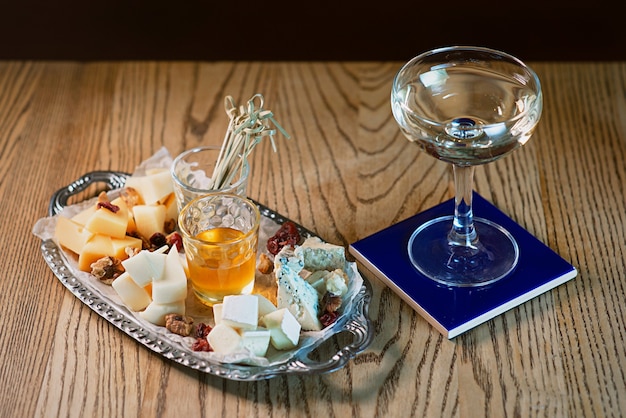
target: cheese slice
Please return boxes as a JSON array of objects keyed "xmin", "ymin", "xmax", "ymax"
[{"xmin": 159, "ymin": 192, "xmax": 179, "ymax": 224}]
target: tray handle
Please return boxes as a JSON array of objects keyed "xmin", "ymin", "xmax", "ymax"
[{"xmin": 48, "ymin": 170, "xmax": 130, "ymax": 216}]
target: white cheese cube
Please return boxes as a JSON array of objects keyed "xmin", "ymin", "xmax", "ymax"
[
  {"xmin": 255, "ymin": 294, "xmax": 277, "ymax": 317},
  {"xmin": 241, "ymin": 328, "xmax": 271, "ymax": 357},
  {"xmin": 139, "ymin": 300, "xmax": 185, "ymax": 326},
  {"xmin": 145, "ymin": 251, "xmax": 167, "ymax": 281},
  {"xmin": 111, "ymin": 272, "xmax": 151, "ymax": 311},
  {"xmin": 221, "ymin": 295, "xmax": 258, "ymax": 330},
  {"xmin": 212, "ymin": 303, "xmax": 223, "ymax": 325},
  {"xmin": 207, "ymin": 323, "xmax": 242, "ymax": 355},
  {"xmin": 121, "ymin": 251, "xmax": 154, "ymax": 287},
  {"xmin": 151, "ymin": 246, "xmax": 187, "ymax": 304},
  {"xmin": 261, "ymin": 308, "xmax": 301, "ymax": 350}
]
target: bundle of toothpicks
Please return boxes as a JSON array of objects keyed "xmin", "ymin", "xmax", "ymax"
[{"xmin": 209, "ymin": 93, "xmax": 290, "ymax": 190}]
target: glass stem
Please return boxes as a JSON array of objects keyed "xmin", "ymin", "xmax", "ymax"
[{"xmin": 449, "ymin": 165, "xmax": 478, "ymax": 247}]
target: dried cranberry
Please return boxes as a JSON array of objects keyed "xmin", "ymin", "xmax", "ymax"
[
  {"xmin": 267, "ymin": 221, "xmax": 301, "ymax": 255},
  {"xmin": 167, "ymin": 231, "xmax": 183, "ymax": 252},
  {"xmin": 319, "ymin": 311, "xmax": 339, "ymax": 327},
  {"xmin": 267, "ymin": 238, "xmax": 280, "ymax": 255},
  {"xmin": 195, "ymin": 323, "xmax": 212, "ymax": 338},
  {"xmin": 149, "ymin": 232, "xmax": 167, "ymax": 248},
  {"xmin": 192, "ymin": 338, "xmax": 212, "ymax": 352},
  {"xmin": 97, "ymin": 201, "xmax": 120, "ymax": 213}
]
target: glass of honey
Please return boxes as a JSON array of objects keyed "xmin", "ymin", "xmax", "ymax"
[{"xmin": 178, "ymin": 193, "xmax": 260, "ymax": 306}]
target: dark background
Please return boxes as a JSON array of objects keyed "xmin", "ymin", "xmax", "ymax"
[{"xmin": 1, "ymin": 1, "xmax": 622, "ymax": 61}]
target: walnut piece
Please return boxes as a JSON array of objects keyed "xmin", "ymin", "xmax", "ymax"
[
  {"xmin": 321, "ymin": 291, "xmax": 342, "ymax": 313},
  {"xmin": 165, "ymin": 314, "xmax": 194, "ymax": 337},
  {"xmin": 125, "ymin": 246, "xmax": 141, "ymax": 258},
  {"xmin": 90, "ymin": 256, "xmax": 124, "ymax": 285},
  {"xmin": 119, "ymin": 187, "xmax": 143, "ymax": 207},
  {"xmin": 257, "ymin": 253, "xmax": 274, "ymax": 274}
]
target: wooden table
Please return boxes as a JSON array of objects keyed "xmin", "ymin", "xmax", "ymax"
[{"xmin": 2, "ymin": 61, "xmax": 625, "ymax": 417}]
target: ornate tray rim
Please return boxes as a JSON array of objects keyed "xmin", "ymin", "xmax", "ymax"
[{"xmin": 41, "ymin": 170, "xmax": 374, "ymax": 381}]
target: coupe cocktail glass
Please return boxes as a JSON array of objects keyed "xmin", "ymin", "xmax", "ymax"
[{"xmin": 391, "ymin": 46, "xmax": 543, "ymax": 286}]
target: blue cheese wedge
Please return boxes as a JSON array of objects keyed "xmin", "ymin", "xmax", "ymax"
[
  {"xmin": 275, "ymin": 260, "xmax": 322, "ymax": 331},
  {"xmin": 294, "ymin": 237, "xmax": 346, "ymax": 271},
  {"xmin": 273, "ymin": 245, "xmax": 304, "ymax": 274}
]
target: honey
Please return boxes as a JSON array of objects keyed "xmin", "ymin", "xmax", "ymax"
[{"xmin": 185, "ymin": 227, "xmax": 257, "ymax": 306}]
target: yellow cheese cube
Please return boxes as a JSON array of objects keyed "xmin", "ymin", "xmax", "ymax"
[
  {"xmin": 78, "ymin": 234, "xmax": 114, "ymax": 272},
  {"xmin": 132, "ymin": 204, "xmax": 165, "ymax": 239},
  {"xmin": 126, "ymin": 212, "xmax": 138, "ymax": 234},
  {"xmin": 110, "ymin": 235, "xmax": 143, "ymax": 260},
  {"xmin": 159, "ymin": 192, "xmax": 179, "ymax": 224},
  {"xmin": 55, "ymin": 216, "xmax": 95, "ymax": 255},
  {"xmin": 84, "ymin": 198, "xmax": 130, "ymax": 239},
  {"xmin": 71, "ymin": 205, "xmax": 97, "ymax": 226},
  {"xmin": 111, "ymin": 272, "xmax": 152, "ymax": 311}
]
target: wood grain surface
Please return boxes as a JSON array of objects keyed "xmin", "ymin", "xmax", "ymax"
[{"xmin": 1, "ymin": 60, "xmax": 624, "ymax": 418}]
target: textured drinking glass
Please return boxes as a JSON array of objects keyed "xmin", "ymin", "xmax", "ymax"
[
  {"xmin": 171, "ymin": 146, "xmax": 249, "ymax": 213},
  {"xmin": 178, "ymin": 193, "xmax": 260, "ymax": 306},
  {"xmin": 390, "ymin": 46, "xmax": 543, "ymax": 286}
]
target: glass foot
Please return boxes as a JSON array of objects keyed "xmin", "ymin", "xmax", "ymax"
[{"xmin": 408, "ymin": 216, "xmax": 519, "ymax": 287}]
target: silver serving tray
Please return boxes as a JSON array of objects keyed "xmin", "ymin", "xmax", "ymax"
[{"xmin": 41, "ymin": 170, "xmax": 373, "ymax": 381}]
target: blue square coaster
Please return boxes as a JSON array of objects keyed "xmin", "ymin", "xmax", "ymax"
[{"xmin": 349, "ymin": 192, "xmax": 577, "ymax": 339}]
